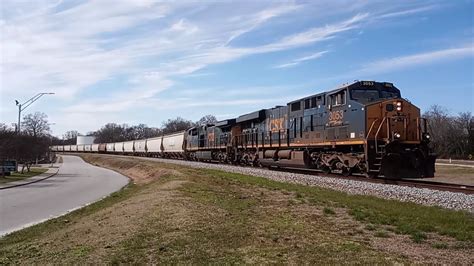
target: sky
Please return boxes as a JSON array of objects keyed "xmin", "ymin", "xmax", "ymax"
[{"xmin": 0, "ymin": 0, "xmax": 473, "ymax": 137}]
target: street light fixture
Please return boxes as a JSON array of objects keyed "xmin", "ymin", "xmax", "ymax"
[{"xmin": 15, "ymin": 92, "xmax": 55, "ymax": 133}]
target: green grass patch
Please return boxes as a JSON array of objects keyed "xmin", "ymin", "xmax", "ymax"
[
  {"xmin": 200, "ymin": 169, "xmax": 474, "ymax": 243},
  {"xmin": 411, "ymin": 231, "xmax": 428, "ymax": 243},
  {"xmin": 365, "ymin": 224, "xmax": 376, "ymax": 231},
  {"xmin": 0, "ymin": 167, "xmax": 48, "ymax": 184},
  {"xmin": 323, "ymin": 207, "xmax": 336, "ymax": 215}
]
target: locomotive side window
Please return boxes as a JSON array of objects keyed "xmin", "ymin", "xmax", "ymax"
[
  {"xmin": 303, "ymin": 116, "xmax": 312, "ymax": 131},
  {"xmin": 304, "ymin": 98, "xmax": 311, "ymax": 109},
  {"xmin": 330, "ymin": 90, "xmax": 346, "ymax": 106},
  {"xmin": 291, "ymin": 102, "xmax": 301, "ymax": 112},
  {"xmin": 317, "ymin": 95, "xmax": 324, "ymax": 106},
  {"xmin": 311, "ymin": 95, "xmax": 324, "ymax": 108}
]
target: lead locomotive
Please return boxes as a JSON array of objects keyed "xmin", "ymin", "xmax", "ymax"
[{"xmin": 185, "ymin": 81, "xmax": 436, "ymax": 179}]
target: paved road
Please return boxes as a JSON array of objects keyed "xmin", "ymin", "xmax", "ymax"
[{"xmin": 0, "ymin": 155, "xmax": 129, "ymax": 236}]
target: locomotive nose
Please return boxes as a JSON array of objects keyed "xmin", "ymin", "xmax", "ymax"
[{"xmin": 376, "ymin": 99, "xmax": 419, "ymax": 142}]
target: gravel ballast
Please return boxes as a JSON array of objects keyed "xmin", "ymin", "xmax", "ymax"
[{"xmin": 144, "ymin": 157, "xmax": 473, "ymax": 213}]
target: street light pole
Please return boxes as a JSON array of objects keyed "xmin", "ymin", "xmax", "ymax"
[{"xmin": 15, "ymin": 92, "xmax": 54, "ymax": 133}]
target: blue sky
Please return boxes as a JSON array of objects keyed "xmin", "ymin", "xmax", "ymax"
[{"xmin": 0, "ymin": 0, "xmax": 473, "ymax": 137}]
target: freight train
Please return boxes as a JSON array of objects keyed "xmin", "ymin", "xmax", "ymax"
[{"xmin": 51, "ymin": 81, "xmax": 436, "ymax": 179}]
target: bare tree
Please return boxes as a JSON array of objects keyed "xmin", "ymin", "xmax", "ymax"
[
  {"xmin": 130, "ymin": 124, "xmax": 161, "ymax": 139},
  {"xmin": 63, "ymin": 130, "xmax": 79, "ymax": 145},
  {"xmin": 91, "ymin": 123, "xmax": 126, "ymax": 143},
  {"xmin": 22, "ymin": 112, "xmax": 50, "ymax": 137},
  {"xmin": 161, "ymin": 117, "xmax": 194, "ymax": 134},
  {"xmin": 456, "ymin": 112, "xmax": 474, "ymax": 157},
  {"xmin": 88, "ymin": 123, "xmax": 162, "ymax": 143},
  {"xmin": 0, "ymin": 132, "xmax": 50, "ymax": 174},
  {"xmin": 424, "ymin": 106, "xmax": 474, "ymax": 159},
  {"xmin": 0, "ymin": 123, "xmax": 12, "ymax": 133},
  {"xmin": 197, "ymin": 114, "xmax": 218, "ymax": 125}
]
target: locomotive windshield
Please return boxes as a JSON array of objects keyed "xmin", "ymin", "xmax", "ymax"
[{"xmin": 350, "ymin": 88, "xmax": 400, "ymax": 104}]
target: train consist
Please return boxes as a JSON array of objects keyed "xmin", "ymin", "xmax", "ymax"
[{"xmin": 51, "ymin": 81, "xmax": 436, "ymax": 179}]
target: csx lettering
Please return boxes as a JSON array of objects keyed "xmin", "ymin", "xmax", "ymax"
[{"xmin": 268, "ymin": 118, "xmax": 285, "ymax": 132}]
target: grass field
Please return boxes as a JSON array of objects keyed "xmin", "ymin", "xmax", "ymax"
[
  {"xmin": 0, "ymin": 154, "xmax": 472, "ymax": 264},
  {"xmin": 0, "ymin": 168, "xmax": 48, "ymax": 184},
  {"xmin": 434, "ymin": 164, "xmax": 474, "ymax": 185}
]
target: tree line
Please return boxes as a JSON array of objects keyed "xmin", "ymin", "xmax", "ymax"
[
  {"xmin": 423, "ymin": 105, "xmax": 474, "ymax": 159},
  {"xmin": 0, "ymin": 112, "xmax": 53, "ymax": 174}
]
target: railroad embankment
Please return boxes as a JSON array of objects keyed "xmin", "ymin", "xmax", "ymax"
[{"xmin": 1, "ymin": 154, "xmax": 472, "ymax": 264}]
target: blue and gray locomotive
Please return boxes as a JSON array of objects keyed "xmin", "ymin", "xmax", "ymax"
[{"xmin": 185, "ymin": 81, "xmax": 436, "ymax": 179}]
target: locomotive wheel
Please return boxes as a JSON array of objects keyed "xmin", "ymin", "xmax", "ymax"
[
  {"xmin": 342, "ymin": 167, "xmax": 352, "ymax": 177},
  {"xmin": 322, "ymin": 166, "xmax": 331, "ymax": 174},
  {"xmin": 381, "ymin": 153, "xmax": 402, "ymax": 179}
]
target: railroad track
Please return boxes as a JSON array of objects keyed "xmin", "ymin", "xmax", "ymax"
[
  {"xmin": 383, "ymin": 179, "xmax": 474, "ymax": 194},
  {"xmin": 268, "ymin": 166, "xmax": 474, "ymax": 195}
]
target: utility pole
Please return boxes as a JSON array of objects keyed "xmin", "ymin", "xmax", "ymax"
[{"xmin": 15, "ymin": 92, "xmax": 54, "ymax": 133}]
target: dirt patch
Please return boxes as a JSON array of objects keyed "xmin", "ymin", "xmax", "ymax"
[
  {"xmin": 80, "ymin": 154, "xmax": 182, "ymax": 184},
  {"xmin": 369, "ymin": 232, "xmax": 473, "ymax": 264}
]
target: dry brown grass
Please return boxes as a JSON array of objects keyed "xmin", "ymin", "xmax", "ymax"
[{"xmin": 434, "ymin": 165, "xmax": 474, "ymax": 185}]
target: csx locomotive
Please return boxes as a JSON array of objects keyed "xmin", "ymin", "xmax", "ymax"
[{"xmin": 52, "ymin": 81, "xmax": 436, "ymax": 179}]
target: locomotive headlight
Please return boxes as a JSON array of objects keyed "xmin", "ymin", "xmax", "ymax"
[
  {"xmin": 396, "ymin": 101, "xmax": 402, "ymax": 111},
  {"xmin": 394, "ymin": 132, "xmax": 401, "ymax": 139},
  {"xmin": 422, "ymin": 132, "xmax": 431, "ymax": 142}
]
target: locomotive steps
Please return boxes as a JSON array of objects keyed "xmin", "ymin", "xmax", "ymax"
[{"xmin": 1, "ymin": 154, "xmax": 472, "ymax": 264}]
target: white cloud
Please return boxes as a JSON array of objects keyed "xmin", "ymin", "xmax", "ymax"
[
  {"xmin": 274, "ymin": 50, "xmax": 328, "ymax": 68},
  {"xmin": 225, "ymin": 4, "xmax": 302, "ymax": 44},
  {"xmin": 360, "ymin": 45, "xmax": 474, "ymax": 74},
  {"xmin": 169, "ymin": 19, "xmax": 198, "ymax": 34},
  {"xmin": 375, "ymin": 5, "xmax": 438, "ymax": 20}
]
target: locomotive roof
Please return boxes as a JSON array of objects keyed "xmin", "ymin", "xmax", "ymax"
[{"xmin": 287, "ymin": 80, "xmax": 399, "ymax": 104}]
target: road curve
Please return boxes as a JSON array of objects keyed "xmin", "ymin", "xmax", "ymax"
[{"xmin": 0, "ymin": 155, "xmax": 129, "ymax": 236}]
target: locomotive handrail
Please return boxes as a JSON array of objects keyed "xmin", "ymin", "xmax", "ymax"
[
  {"xmin": 374, "ymin": 117, "xmax": 387, "ymax": 154},
  {"xmin": 366, "ymin": 119, "xmax": 379, "ymax": 141},
  {"xmin": 416, "ymin": 117, "xmax": 420, "ymax": 141},
  {"xmin": 365, "ymin": 118, "xmax": 379, "ymax": 172}
]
